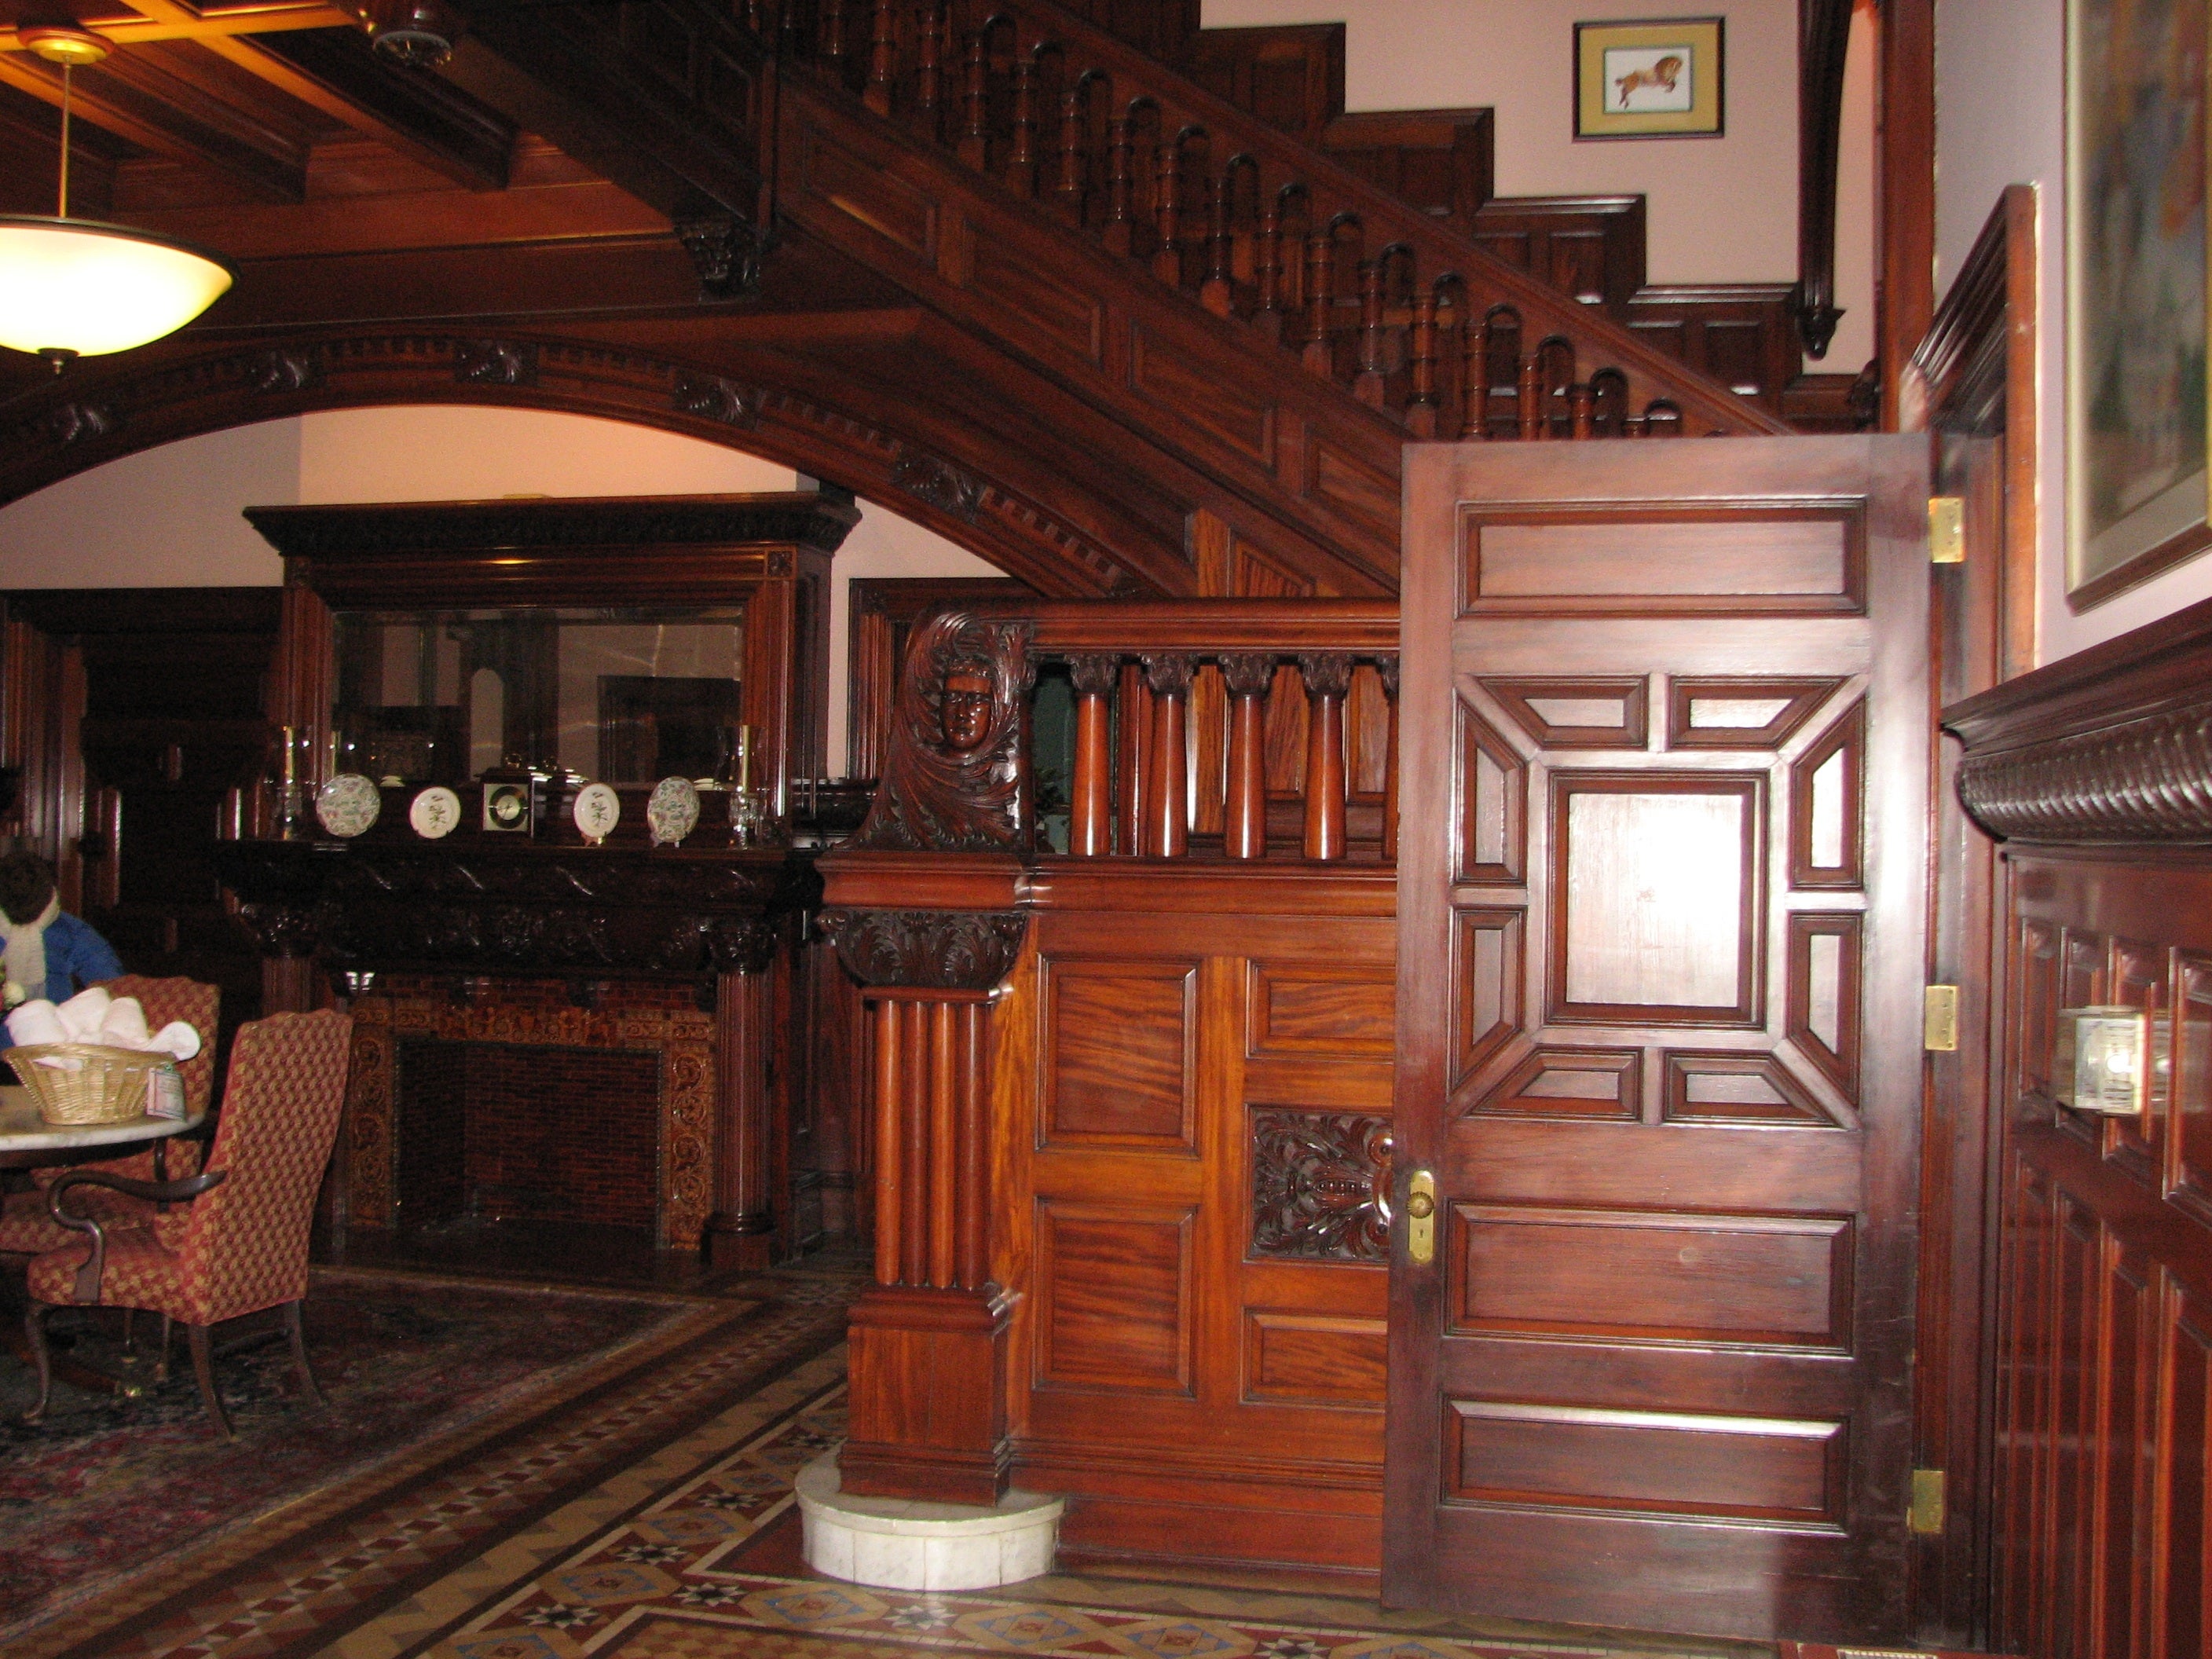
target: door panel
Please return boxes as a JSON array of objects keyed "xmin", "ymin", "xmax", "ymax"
[{"xmin": 1390, "ymin": 438, "xmax": 1930, "ymax": 1641}]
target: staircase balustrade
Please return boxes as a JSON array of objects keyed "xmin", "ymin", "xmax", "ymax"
[{"xmin": 755, "ymin": 0, "xmax": 1778, "ymax": 441}]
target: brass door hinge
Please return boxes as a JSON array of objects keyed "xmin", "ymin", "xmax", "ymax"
[
  {"xmin": 1909, "ymin": 1467, "xmax": 1946, "ymax": 1534},
  {"xmin": 1929, "ymin": 496, "xmax": 1965, "ymax": 564},
  {"xmin": 1924, "ymin": 985, "xmax": 1960, "ymax": 1052}
]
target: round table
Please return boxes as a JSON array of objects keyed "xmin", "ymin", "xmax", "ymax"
[{"xmin": 0, "ymin": 1085, "xmax": 207, "ymax": 1170}]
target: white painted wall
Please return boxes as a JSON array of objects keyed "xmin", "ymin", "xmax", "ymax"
[
  {"xmin": 1937, "ymin": 0, "xmax": 2212, "ymax": 666},
  {"xmin": 0, "ymin": 406, "xmax": 998, "ymax": 772},
  {"xmin": 1200, "ymin": 0, "xmax": 1878, "ymax": 373}
]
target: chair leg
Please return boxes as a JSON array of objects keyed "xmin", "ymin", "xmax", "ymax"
[
  {"xmin": 186, "ymin": 1324, "xmax": 233, "ymax": 1441},
  {"xmin": 122, "ymin": 1309, "xmax": 135, "ymax": 1353},
  {"xmin": 21, "ymin": 1302, "xmax": 51, "ymax": 1425},
  {"xmin": 284, "ymin": 1301, "xmax": 324, "ymax": 1409},
  {"xmin": 155, "ymin": 1313, "xmax": 173, "ymax": 1383}
]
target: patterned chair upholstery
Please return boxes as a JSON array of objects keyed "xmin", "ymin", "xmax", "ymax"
[
  {"xmin": 0, "ymin": 976, "xmax": 219, "ymax": 1257},
  {"xmin": 21, "ymin": 1009, "xmax": 353, "ymax": 1439}
]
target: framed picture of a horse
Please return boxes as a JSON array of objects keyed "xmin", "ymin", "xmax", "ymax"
[{"xmin": 1574, "ymin": 17, "xmax": 1725, "ymax": 140}]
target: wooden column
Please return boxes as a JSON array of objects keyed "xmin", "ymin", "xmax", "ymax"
[
  {"xmin": 707, "ymin": 919, "xmax": 780, "ymax": 1270},
  {"xmin": 821, "ymin": 903, "xmax": 1028, "ymax": 1505},
  {"xmin": 1221, "ymin": 653, "xmax": 1273, "ymax": 860},
  {"xmin": 1068, "ymin": 654, "xmax": 1116, "ymax": 857},
  {"xmin": 1298, "ymin": 652, "xmax": 1350, "ymax": 861},
  {"xmin": 1141, "ymin": 654, "xmax": 1191, "ymax": 858}
]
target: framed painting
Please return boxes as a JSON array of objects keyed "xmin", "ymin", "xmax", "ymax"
[
  {"xmin": 1574, "ymin": 18, "xmax": 1724, "ymax": 140},
  {"xmin": 2066, "ymin": 0, "xmax": 2211, "ymax": 607}
]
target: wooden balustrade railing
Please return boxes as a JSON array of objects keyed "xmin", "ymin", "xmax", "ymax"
[
  {"xmin": 753, "ymin": 0, "xmax": 1780, "ymax": 441},
  {"xmin": 999, "ymin": 598, "xmax": 1398, "ymax": 863}
]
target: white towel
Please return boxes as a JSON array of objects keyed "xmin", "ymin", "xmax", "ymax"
[
  {"xmin": 5, "ymin": 1000, "xmax": 68, "ymax": 1047},
  {"xmin": 97, "ymin": 997, "xmax": 149, "ymax": 1047},
  {"xmin": 148, "ymin": 1020, "xmax": 202, "ymax": 1062},
  {"xmin": 55, "ymin": 986, "xmax": 111, "ymax": 1042}
]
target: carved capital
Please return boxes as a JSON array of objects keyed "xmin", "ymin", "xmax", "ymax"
[
  {"xmin": 1297, "ymin": 650, "xmax": 1353, "ymax": 701},
  {"xmin": 675, "ymin": 214, "xmax": 775, "ymax": 299},
  {"xmin": 1376, "ymin": 654, "xmax": 1401, "ymax": 700},
  {"xmin": 706, "ymin": 915, "xmax": 778, "ymax": 974},
  {"xmin": 1067, "ymin": 653, "xmax": 1120, "ymax": 698},
  {"xmin": 819, "ymin": 908, "xmax": 1028, "ymax": 993},
  {"xmin": 1141, "ymin": 652, "xmax": 1194, "ymax": 698},
  {"xmin": 236, "ymin": 900, "xmax": 323, "ymax": 960},
  {"xmin": 1219, "ymin": 652, "xmax": 1277, "ymax": 700}
]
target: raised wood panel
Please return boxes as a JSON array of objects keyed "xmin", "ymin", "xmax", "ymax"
[
  {"xmin": 1129, "ymin": 324, "xmax": 1277, "ymax": 466},
  {"xmin": 1461, "ymin": 505, "xmax": 1866, "ymax": 617},
  {"xmin": 1481, "ymin": 676, "xmax": 1648, "ymax": 750},
  {"xmin": 1450, "ymin": 908, "xmax": 1524, "ymax": 1087},
  {"xmin": 1454, "ymin": 700, "xmax": 1525, "ymax": 884},
  {"xmin": 971, "ymin": 236, "xmax": 1106, "ymax": 366},
  {"xmin": 1306, "ymin": 441, "xmax": 1400, "ymax": 544},
  {"xmin": 1243, "ymin": 1310, "xmax": 1387, "ymax": 1408},
  {"xmin": 1661, "ymin": 1050, "xmax": 1843, "ymax": 1128},
  {"xmin": 1786, "ymin": 912, "xmax": 1863, "ymax": 1101},
  {"xmin": 1472, "ymin": 1047, "xmax": 1638, "ymax": 1122},
  {"xmin": 1247, "ymin": 960, "xmax": 1394, "ymax": 1058},
  {"xmin": 1042, "ymin": 957, "xmax": 1197, "ymax": 1149},
  {"xmin": 1442, "ymin": 1399, "xmax": 1845, "ymax": 1525},
  {"xmin": 798, "ymin": 122, "xmax": 937, "ymax": 260},
  {"xmin": 1789, "ymin": 701, "xmax": 1866, "ymax": 890},
  {"xmin": 1666, "ymin": 677, "xmax": 1840, "ymax": 750},
  {"xmin": 1453, "ymin": 1204, "xmax": 1852, "ymax": 1350},
  {"xmin": 1549, "ymin": 773, "xmax": 1765, "ymax": 1027},
  {"xmin": 1035, "ymin": 1199, "xmax": 1196, "ymax": 1396}
]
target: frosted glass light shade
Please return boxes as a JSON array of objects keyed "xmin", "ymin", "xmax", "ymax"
[{"xmin": 0, "ymin": 217, "xmax": 236, "ymax": 360}]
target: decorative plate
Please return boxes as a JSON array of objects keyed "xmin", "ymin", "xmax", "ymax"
[
  {"xmin": 314, "ymin": 773, "xmax": 380, "ymax": 838},
  {"xmin": 647, "ymin": 776, "xmax": 700, "ymax": 846},
  {"xmin": 409, "ymin": 786, "xmax": 462, "ymax": 840},
  {"xmin": 573, "ymin": 782, "xmax": 621, "ymax": 844}
]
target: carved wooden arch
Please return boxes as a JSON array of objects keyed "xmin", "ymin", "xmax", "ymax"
[{"xmin": 0, "ymin": 329, "xmax": 1168, "ymax": 599}]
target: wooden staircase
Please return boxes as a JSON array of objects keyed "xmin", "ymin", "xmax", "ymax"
[{"xmin": 761, "ymin": 0, "xmax": 1789, "ymax": 594}]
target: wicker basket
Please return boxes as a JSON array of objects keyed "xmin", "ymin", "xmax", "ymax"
[{"xmin": 2, "ymin": 1043, "xmax": 160, "ymax": 1126}]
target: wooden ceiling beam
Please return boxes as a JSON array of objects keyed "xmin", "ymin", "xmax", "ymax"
[
  {"xmin": 0, "ymin": 49, "xmax": 304, "ymax": 201},
  {"xmin": 166, "ymin": 20, "xmax": 515, "ymax": 192},
  {"xmin": 0, "ymin": 5, "xmax": 357, "ymax": 51}
]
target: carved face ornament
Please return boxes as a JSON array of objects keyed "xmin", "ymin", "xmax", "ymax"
[{"xmin": 940, "ymin": 667, "xmax": 994, "ymax": 753}]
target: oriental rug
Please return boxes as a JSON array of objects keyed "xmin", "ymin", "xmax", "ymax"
[{"xmin": 1, "ymin": 1262, "xmax": 861, "ymax": 1659}]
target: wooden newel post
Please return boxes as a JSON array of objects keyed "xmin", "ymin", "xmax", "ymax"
[
  {"xmin": 816, "ymin": 609, "xmax": 1038, "ymax": 1505},
  {"xmin": 821, "ymin": 904, "xmax": 1028, "ymax": 1503}
]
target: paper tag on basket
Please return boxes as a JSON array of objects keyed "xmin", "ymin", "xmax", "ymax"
[{"xmin": 145, "ymin": 1063, "xmax": 185, "ymax": 1121}]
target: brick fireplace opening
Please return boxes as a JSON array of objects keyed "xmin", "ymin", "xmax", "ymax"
[
  {"xmin": 397, "ymin": 1041, "xmax": 661, "ymax": 1232},
  {"xmin": 343, "ymin": 975, "xmax": 720, "ymax": 1254}
]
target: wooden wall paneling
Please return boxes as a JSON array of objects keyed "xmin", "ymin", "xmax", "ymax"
[
  {"xmin": 1177, "ymin": 24, "xmax": 1345, "ymax": 146},
  {"xmin": 1878, "ymin": 0, "xmax": 1939, "ymax": 433}
]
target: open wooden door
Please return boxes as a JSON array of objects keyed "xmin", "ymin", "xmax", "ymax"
[{"xmin": 1387, "ymin": 437, "xmax": 1930, "ymax": 1642}]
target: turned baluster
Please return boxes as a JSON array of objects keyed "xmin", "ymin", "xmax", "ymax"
[
  {"xmin": 1302, "ymin": 228, "xmax": 1337, "ymax": 376},
  {"xmin": 1142, "ymin": 654, "xmax": 1192, "ymax": 858},
  {"xmin": 1102, "ymin": 115, "xmax": 1137, "ymax": 256},
  {"xmin": 1054, "ymin": 82, "xmax": 1090, "ymax": 219},
  {"xmin": 1404, "ymin": 289, "xmax": 1439, "ymax": 437},
  {"xmin": 1299, "ymin": 653, "xmax": 1350, "ymax": 861},
  {"xmin": 1221, "ymin": 654, "xmax": 1274, "ymax": 860},
  {"xmin": 1253, "ymin": 200, "xmax": 1284, "ymax": 341},
  {"xmin": 1459, "ymin": 313, "xmax": 1490, "ymax": 440},
  {"xmin": 1003, "ymin": 55, "xmax": 1040, "ymax": 195},
  {"xmin": 1115, "ymin": 659, "xmax": 1147, "ymax": 852},
  {"xmin": 822, "ymin": 0, "xmax": 851, "ymax": 83},
  {"xmin": 1353, "ymin": 246, "xmax": 1409, "ymax": 408},
  {"xmin": 1569, "ymin": 382, "xmax": 1595, "ymax": 439},
  {"xmin": 1068, "ymin": 654, "xmax": 1115, "ymax": 856},
  {"xmin": 1518, "ymin": 352, "xmax": 1544, "ymax": 441},
  {"xmin": 1199, "ymin": 174, "xmax": 1236, "ymax": 315},
  {"xmin": 916, "ymin": 3, "xmax": 947, "ymax": 141},
  {"xmin": 865, "ymin": 0, "xmax": 898, "ymax": 114},
  {"xmin": 1152, "ymin": 134, "xmax": 1193, "ymax": 286},
  {"xmin": 780, "ymin": 0, "xmax": 805, "ymax": 55},
  {"xmin": 1379, "ymin": 655, "xmax": 1400, "ymax": 864},
  {"xmin": 957, "ymin": 32, "xmax": 990, "ymax": 170},
  {"xmin": 1624, "ymin": 412, "xmax": 1649, "ymax": 438}
]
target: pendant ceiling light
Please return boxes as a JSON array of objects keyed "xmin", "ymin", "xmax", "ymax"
[{"xmin": 0, "ymin": 27, "xmax": 236, "ymax": 372}]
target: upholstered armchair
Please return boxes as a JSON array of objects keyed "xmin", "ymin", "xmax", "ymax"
[
  {"xmin": 0, "ymin": 975, "xmax": 220, "ymax": 1258},
  {"xmin": 20, "ymin": 1009, "xmax": 353, "ymax": 1439}
]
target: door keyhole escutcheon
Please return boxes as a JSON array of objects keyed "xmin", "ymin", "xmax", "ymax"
[{"xmin": 1405, "ymin": 1170, "xmax": 1436, "ymax": 1265}]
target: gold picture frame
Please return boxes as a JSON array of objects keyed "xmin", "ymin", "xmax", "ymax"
[
  {"xmin": 2064, "ymin": 0, "xmax": 2212, "ymax": 609},
  {"xmin": 1574, "ymin": 17, "xmax": 1724, "ymax": 141}
]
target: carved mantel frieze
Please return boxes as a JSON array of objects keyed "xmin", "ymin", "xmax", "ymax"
[{"xmin": 1946, "ymin": 594, "xmax": 2212, "ymax": 845}]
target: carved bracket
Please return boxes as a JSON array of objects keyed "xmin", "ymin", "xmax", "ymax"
[
  {"xmin": 675, "ymin": 214, "xmax": 776, "ymax": 299},
  {"xmin": 819, "ymin": 907, "xmax": 1028, "ymax": 993}
]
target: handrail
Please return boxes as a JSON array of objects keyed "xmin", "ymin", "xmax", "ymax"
[{"xmin": 761, "ymin": 0, "xmax": 1788, "ymax": 441}]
